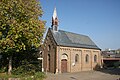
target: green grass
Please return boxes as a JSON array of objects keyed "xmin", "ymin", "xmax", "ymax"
[{"xmin": 0, "ymin": 72, "xmax": 46, "ymax": 80}]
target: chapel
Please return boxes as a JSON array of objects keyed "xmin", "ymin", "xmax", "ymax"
[{"xmin": 43, "ymin": 8, "xmax": 102, "ymax": 73}]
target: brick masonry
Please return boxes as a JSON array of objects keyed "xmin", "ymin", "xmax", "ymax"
[{"xmin": 43, "ymin": 30, "xmax": 102, "ymax": 73}]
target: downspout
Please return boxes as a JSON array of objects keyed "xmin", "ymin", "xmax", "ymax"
[
  {"xmin": 70, "ymin": 49, "xmax": 71, "ymax": 72},
  {"xmin": 91, "ymin": 51, "xmax": 93, "ymax": 70},
  {"xmin": 81, "ymin": 50, "xmax": 82, "ymax": 71}
]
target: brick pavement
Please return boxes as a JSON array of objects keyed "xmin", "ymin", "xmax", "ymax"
[{"xmin": 44, "ymin": 70, "xmax": 120, "ymax": 80}]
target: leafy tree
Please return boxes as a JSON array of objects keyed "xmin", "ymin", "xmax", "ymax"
[{"xmin": 0, "ymin": 0, "xmax": 45, "ymax": 74}]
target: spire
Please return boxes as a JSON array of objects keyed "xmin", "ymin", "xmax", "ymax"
[
  {"xmin": 53, "ymin": 7, "xmax": 57, "ymax": 20},
  {"xmin": 51, "ymin": 7, "xmax": 59, "ymax": 32}
]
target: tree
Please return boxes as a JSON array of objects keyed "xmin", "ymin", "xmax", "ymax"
[{"xmin": 0, "ymin": 0, "xmax": 45, "ymax": 74}]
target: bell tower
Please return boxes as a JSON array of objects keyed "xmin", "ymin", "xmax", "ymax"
[{"xmin": 51, "ymin": 7, "xmax": 59, "ymax": 32}]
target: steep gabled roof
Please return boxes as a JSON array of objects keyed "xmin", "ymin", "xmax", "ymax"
[{"xmin": 49, "ymin": 28, "xmax": 100, "ymax": 50}]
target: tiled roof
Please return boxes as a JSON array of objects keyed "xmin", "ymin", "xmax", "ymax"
[{"xmin": 50, "ymin": 28, "xmax": 100, "ymax": 50}]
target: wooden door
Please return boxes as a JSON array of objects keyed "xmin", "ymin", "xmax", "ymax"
[{"xmin": 61, "ymin": 59, "xmax": 67, "ymax": 73}]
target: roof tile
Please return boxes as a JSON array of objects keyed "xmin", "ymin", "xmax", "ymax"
[{"xmin": 50, "ymin": 28, "xmax": 100, "ymax": 49}]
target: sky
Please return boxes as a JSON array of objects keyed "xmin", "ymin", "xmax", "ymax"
[{"xmin": 40, "ymin": 0, "xmax": 120, "ymax": 50}]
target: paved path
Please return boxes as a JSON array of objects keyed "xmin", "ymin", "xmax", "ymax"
[{"xmin": 44, "ymin": 70, "xmax": 120, "ymax": 80}]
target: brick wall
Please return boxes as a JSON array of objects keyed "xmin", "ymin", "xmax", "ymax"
[{"xmin": 43, "ymin": 31, "xmax": 101, "ymax": 73}]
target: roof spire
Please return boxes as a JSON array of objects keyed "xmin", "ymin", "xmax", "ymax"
[
  {"xmin": 53, "ymin": 7, "xmax": 57, "ymax": 20},
  {"xmin": 51, "ymin": 7, "xmax": 59, "ymax": 32}
]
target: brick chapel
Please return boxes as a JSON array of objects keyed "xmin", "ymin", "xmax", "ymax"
[{"xmin": 43, "ymin": 8, "xmax": 102, "ymax": 73}]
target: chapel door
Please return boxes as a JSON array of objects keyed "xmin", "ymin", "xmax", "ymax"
[{"xmin": 61, "ymin": 59, "xmax": 67, "ymax": 73}]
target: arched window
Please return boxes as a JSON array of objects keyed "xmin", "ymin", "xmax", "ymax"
[
  {"xmin": 75, "ymin": 54, "xmax": 79, "ymax": 63},
  {"xmin": 48, "ymin": 54, "xmax": 50, "ymax": 61},
  {"xmin": 48, "ymin": 45, "xmax": 51, "ymax": 52},
  {"xmin": 85, "ymin": 54, "xmax": 89, "ymax": 63},
  {"xmin": 94, "ymin": 55, "xmax": 97, "ymax": 63},
  {"xmin": 61, "ymin": 53, "xmax": 68, "ymax": 60}
]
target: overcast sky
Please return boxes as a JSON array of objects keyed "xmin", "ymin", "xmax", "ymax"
[{"xmin": 40, "ymin": 0, "xmax": 120, "ymax": 50}]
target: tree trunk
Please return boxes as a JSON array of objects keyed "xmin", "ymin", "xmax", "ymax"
[{"xmin": 8, "ymin": 56, "xmax": 12, "ymax": 75}]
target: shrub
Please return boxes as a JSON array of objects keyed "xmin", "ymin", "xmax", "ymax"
[
  {"xmin": 12, "ymin": 59, "xmax": 42, "ymax": 76},
  {"xmin": 0, "ymin": 67, "xmax": 7, "ymax": 73},
  {"xmin": 114, "ymin": 62, "xmax": 120, "ymax": 68},
  {"xmin": 34, "ymin": 72, "xmax": 46, "ymax": 79}
]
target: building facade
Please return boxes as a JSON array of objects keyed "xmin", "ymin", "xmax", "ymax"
[{"xmin": 43, "ymin": 8, "xmax": 102, "ymax": 73}]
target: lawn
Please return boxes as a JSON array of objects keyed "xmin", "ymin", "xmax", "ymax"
[{"xmin": 0, "ymin": 72, "xmax": 46, "ymax": 80}]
